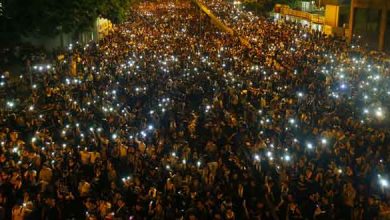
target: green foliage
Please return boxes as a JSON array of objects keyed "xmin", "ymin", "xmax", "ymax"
[
  {"xmin": 242, "ymin": 0, "xmax": 299, "ymax": 14},
  {"xmin": 99, "ymin": 0, "xmax": 133, "ymax": 24},
  {"xmin": 0, "ymin": 0, "xmax": 133, "ymax": 38},
  {"xmin": 242, "ymin": 0, "xmax": 274, "ymax": 15}
]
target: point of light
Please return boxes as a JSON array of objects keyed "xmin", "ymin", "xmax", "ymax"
[
  {"xmin": 6, "ymin": 101, "xmax": 14, "ymax": 108},
  {"xmin": 375, "ymin": 108, "xmax": 385, "ymax": 119},
  {"xmin": 380, "ymin": 178, "xmax": 388, "ymax": 188},
  {"xmin": 112, "ymin": 134, "xmax": 117, "ymax": 140}
]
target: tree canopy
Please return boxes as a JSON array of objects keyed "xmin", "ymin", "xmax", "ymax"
[
  {"xmin": 0, "ymin": 0, "xmax": 133, "ymax": 39},
  {"xmin": 242, "ymin": 0, "xmax": 299, "ymax": 15}
]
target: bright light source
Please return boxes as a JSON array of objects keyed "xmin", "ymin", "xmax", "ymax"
[
  {"xmin": 380, "ymin": 178, "xmax": 388, "ymax": 188},
  {"xmin": 375, "ymin": 108, "xmax": 384, "ymax": 118},
  {"xmin": 6, "ymin": 101, "xmax": 14, "ymax": 108}
]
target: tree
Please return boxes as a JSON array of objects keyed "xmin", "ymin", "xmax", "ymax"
[
  {"xmin": 0, "ymin": 0, "xmax": 133, "ymax": 41},
  {"xmin": 99, "ymin": 0, "xmax": 133, "ymax": 24},
  {"xmin": 243, "ymin": 0, "xmax": 274, "ymax": 15},
  {"xmin": 243, "ymin": 0, "xmax": 299, "ymax": 14}
]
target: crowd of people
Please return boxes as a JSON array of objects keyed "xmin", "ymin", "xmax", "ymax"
[{"xmin": 0, "ymin": 0, "xmax": 389, "ymax": 219}]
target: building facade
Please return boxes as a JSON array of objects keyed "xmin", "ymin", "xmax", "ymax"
[{"xmin": 349, "ymin": 0, "xmax": 390, "ymax": 51}]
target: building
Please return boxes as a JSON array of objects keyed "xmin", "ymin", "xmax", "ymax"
[
  {"xmin": 274, "ymin": 2, "xmax": 345, "ymax": 36},
  {"xmin": 277, "ymin": 0, "xmax": 390, "ymax": 52},
  {"xmin": 348, "ymin": 0, "xmax": 390, "ymax": 51}
]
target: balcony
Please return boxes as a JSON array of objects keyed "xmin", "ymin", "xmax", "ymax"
[{"xmin": 277, "ymin": 5, "xmax": 326, "ymax": 24}]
